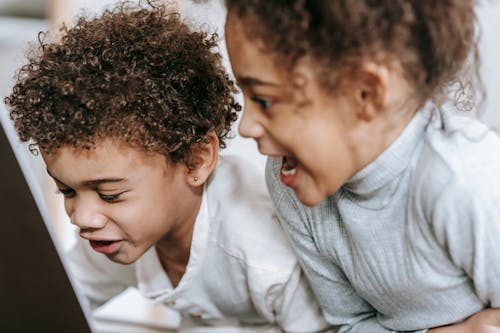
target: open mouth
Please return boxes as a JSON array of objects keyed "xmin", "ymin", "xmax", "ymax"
[
  {"xmin": 280, "ymin": 156, "xmax": 299, "ymax": 186},
  {"xmin": 281, "ymin": 156, "xmax": 298, "ymax": 176},
  {"xmin": 89, "ymin": 239, "xmax": 122, "ymax": 254},
  {"xmin": 95, "ymin": 240, "xmax": 115, "ymax": 246}
]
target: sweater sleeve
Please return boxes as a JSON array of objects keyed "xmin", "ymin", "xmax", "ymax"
[
  {"xmin": 267, "ymin": 263, "xmax": 334, "ymax": 333},
  {"xmin": 65, "ymin": 233, "xmax": 137, "ymax": 309},
  {"xmin": 266, "ymin": 158, "xmax": 426, "ymax": 333},
  {"xmin": 430, "ymin": 174, "xmax": 500, "ymax": 307}
]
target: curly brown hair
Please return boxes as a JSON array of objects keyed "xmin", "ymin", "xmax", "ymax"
[
  {"xmin": 5, "ymin": 1, "xmax": 241, "ymax": 166},
  {"xmin": 225, "ymin": 0, "xmax": 482, "ymax": 110}
]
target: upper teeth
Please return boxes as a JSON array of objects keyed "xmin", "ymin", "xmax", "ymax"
[{"xmin": 281, "ymin": 167, "xmax": 297, "ymax": 176}]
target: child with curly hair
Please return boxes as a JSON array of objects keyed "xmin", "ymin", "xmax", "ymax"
[
  {"xmin": 4, "ymin": 2, "xmax": 331, "ymax": 332},
  {"xmin": 224, "ymin": 1, "xmax": 500, "ymax": 332}
]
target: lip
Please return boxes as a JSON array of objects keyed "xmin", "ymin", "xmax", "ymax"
[{"xmin": 88, "ymin": 239, "xmax": 123, "ymax": 254}]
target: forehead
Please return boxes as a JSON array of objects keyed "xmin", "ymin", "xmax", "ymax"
[
  {"xmin": 225, "ymin": 11, "xmax": 287, "ymax": 85},
  {"xmin": 42, "ymin": 139, "xmax": 167, "ymax": 172}
]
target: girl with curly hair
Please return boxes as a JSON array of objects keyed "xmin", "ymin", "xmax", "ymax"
[
  {"xmin": 4, "ymin": 2, "xmax": 331, "ymax": 331},
  {"xmin": 224, "ymin": 1, "xmax": 500, "ymax": 332}
]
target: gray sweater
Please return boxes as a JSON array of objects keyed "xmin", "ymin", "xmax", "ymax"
[{"xmin": 267, "ymin": 104, "xmax": 500, "ymax": 332}]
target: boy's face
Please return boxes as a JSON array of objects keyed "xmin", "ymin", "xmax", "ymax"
[{"xmin": 42, "ymin": 139, "xmax": 201, "ymax": 265}]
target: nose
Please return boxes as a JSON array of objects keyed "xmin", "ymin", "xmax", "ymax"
[
  {"xmin": 238, "ymin": 101, "xmax": 265, "ymax": 140},
  {"xmin": 66, "ymin": 197, "xmax": 107, "ymax": 230}
]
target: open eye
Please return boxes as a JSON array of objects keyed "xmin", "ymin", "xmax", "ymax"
[
  {"xmin": 250, "ymin": 96, "xmax": 274, "ymax": 110},
  {"xmin": 57, "ymin": 187, "xmax": 76, "ymax": 198}
]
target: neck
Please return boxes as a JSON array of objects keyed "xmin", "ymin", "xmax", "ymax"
[
  {"xmin": 352, "ymin": 97, "xmax": 420, "ymax": 175},
  {"xmin": 155, "ymin": 188, "xmax": 203, "ymax": 287}
]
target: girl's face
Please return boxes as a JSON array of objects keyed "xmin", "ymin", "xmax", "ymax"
[
  {"xmin": 226, "ymin": 12, "xmax": 372, "ymax": 206},
  {"xmin": 42, "ymin": 139, "xmax": 201, "ymax": 264}
]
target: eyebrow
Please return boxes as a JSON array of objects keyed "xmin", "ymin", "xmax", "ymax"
[
  {"xmin": 237, "ymin": 76, "xmax": 279, "ymax": 88},
  {"xmin": 82, "ymin": 178, "xmax": 126, "ymax": 187},
  {"xmin": 46, "ymin": 168, "xmax": 126, "ymax": 187}
]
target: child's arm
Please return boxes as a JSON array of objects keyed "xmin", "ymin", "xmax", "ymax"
[
  {"xmin": 276, "ymin": 210, "xmax": 424, "ymax": 333},
  {"xmin": 65, "ymin": 233, "xmax": 137, "ymax": 309},
  {"xmin": 421, "ymin": 172, "xmax": 500, "ymax": 332},
  {"xmin": 428, "ymin": 308, "xmax": 500, "ymax": 333},
  {"xmin": 277, "ymin": 209, "xmax": 500, "ymax": 333},
  {"xmin": 266, "ymin": 263, "xmax": 334, "ymax": 332},
  {"xmin": 430, "ymin": 174, "xmax": 500, "ymax": 307}
]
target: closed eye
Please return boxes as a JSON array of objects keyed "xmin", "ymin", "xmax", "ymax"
[
  {"xmin": 56, "ymin": 187, "xmax": 75, "ymax": 198},
  {"xmin": 98, "ymin": 192, "xmax": 125, "ymax": 203},
  {"xmin": 250, "ymin": 96, "xmax": 274, "ymax": 110}
]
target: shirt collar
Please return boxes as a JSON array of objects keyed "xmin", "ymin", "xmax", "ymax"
[
  {"xmin": 342, "ymin": 102, "xmax": 434, "ymax": 198},
  {"xmin": 135, "ymin": 184, "xmax": 210, "ymax": 302}
]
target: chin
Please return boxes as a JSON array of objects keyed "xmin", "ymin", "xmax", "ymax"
[
  {"xmin": 105, "ymin": 252, "xmax": 139, "ymax": 265},
  {"xmin": 295, "ymin": 181, "xmax": 339, "ymax": 206},
  {"xmin": 296, "ymin": 190, "xmax": 325, "ymax": 207}
]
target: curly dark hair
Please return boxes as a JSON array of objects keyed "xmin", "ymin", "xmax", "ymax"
[
  {"xmin": 5, "ymin": 1, "xmax": 241, "ymax": 166},
  {"xmin": 225, "ymin": 0, "xmax": 482, "ymax": 110}
]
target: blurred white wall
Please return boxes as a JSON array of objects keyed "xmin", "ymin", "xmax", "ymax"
[
  {"xmin": 49, "ymin": 0, "xmax": 163, "ymax": 28},
  {"xmin": 477, "ymin": 1, "xmax": 500, "ymax": 128}
]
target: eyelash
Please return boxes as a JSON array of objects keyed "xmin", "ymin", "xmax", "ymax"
[
  {"xmin": 250, "ymin": 96, "xmax": 273, "ymax": 110},
  {"xmin": 57, "ymin": 188, "xmax": 75, "ymax": 198},
  {"xmin": 56, "ymin": 188, "xmax": 123, "ymax": 203},
  {"xmin": 98, "ymin": 193, "xmax": 122, "ymax": 202}
]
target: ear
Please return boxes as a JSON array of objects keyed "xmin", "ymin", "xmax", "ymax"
[
  {"xmin": 351, "ymin": 62, "xmax": 389, "ymax": 122},
  {"xmin": 185, "ymin": 132, "xmax": 219, "ymax": 187}
]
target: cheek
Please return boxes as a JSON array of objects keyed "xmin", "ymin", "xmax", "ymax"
[
  {"xmin": 296, "ymin": 131, "xmax": 353, "ymax": 183},
  {"xmin": 122, "ymin": 189, "xmax": 173, "ymax": 226},
  {"xmin": 119, "ymin": 197, "xmax": 158, "ymax": 223},
  {"xmin": 111, "ymin": 202, "xmax": 166, "ymax": 243}
]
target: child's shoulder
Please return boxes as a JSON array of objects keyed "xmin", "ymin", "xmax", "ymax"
[
  {"xmin": 421, "ymin": 110, "xmax": 500, "ymax": 177},
  {"xmin": 426, "ymin": 109, "xmax": 499, "ymax": 159},
  {"xmin": 413, "ymin": 110, "xmax": 500, "ymax": 216},
  {"xmin": 208, "ymin": 154, "xmax": 270, "ymax": 209},
  {"xmin": 206, "ymin": 154, "xmax": 297, "ymax": 272}
]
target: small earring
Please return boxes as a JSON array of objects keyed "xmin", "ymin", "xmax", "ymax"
[{"xmin": 193, "ymin": 176, "xmax": 199, "ymax": 182}]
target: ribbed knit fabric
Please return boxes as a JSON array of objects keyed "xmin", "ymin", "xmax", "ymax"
[{"xmin": 267, "ymin": 103, "xmax": 500, "ymax": 332}]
